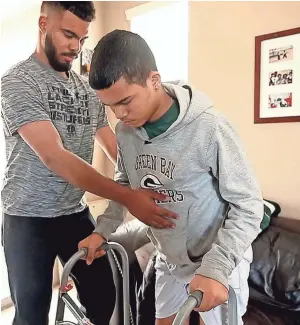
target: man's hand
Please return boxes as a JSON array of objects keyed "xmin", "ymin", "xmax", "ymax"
[
  {"xmin": 123, "ymin": 189, "xmax": 178, "ymax": 229},
  {"xmin": 189, "ymin": 274, "xmax": 228, "ymax": 312},
  {"xmin": 78, "ymin": 233, "xmax": 106, "ymax": 265}
]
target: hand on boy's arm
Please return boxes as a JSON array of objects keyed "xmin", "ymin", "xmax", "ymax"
[
  {"xmin": 78, "ymin": 233, "xmax": 106, "ymax": 265},
  {"xmin": 189, "ymin": 274, "xmax": 228, "ymax": 312}
]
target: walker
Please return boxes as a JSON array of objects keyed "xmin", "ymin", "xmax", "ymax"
[
  {"xmin": 172, "ymin": 285, "xmax": 238, "ymax": 325},
  {"xmin": 55, "ymin": 241, "xmax": 238, "ymax": 325},
  {"xmin": 55, "ymin": 242, "xmax": 131, "ymax": 325}
]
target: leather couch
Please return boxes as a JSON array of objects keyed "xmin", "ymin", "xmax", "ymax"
[
  {"xmin": 110, "ymin": 216, "xmax": 300, "ymax": 325},
  {"xmin": 243, "ymin": 216, "xmax": 300, "ymax": 325}
]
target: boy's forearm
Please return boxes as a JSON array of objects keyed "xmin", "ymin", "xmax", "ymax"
[
  {"xmin": 45, "ymin": 147, "xmax": 130, "ymax": 205},
  {"xmin": 199, "ymin": 116, "xmax": 264, "ymax": 288},
  {"xmin": 196, "ymin": 195, "xmax": 263, "ymax": 289},
  {"xmin": 108, "ymin": 219, "xmax": 150, "ymax": 252},
  {"xmin": 94, "ymin": 200, "xmax": 127, "ymax": 239}
]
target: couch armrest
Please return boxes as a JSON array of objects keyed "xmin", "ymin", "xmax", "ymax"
[{"xmin": 270, "ymin": 217, "xmax": 300, "ymax": 234}]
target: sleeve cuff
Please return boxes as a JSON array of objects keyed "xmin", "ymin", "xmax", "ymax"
[
  {"xmin": 94, "ymin": 218, "xmax": 122, "ymax": 240},
  {"xmin": 6, "ymin": 117, "xmax": 51, "ymax": 136},
  {"xmin": 195, "ymin": 260, "xmax": 231, "ymax": 289}
]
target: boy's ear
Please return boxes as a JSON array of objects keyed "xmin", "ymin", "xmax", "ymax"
[{"xmin": 149, "ymin": 71, "xmax": 161, "ymax": 90}]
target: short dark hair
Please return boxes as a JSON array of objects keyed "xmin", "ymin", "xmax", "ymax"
[
  {"xmin": 89, "ymin": 29, "xmax": 158, "ymax": 90},
  {"xmin": 41, "ymin": 1, "xmax": 96, "ymax": 22}
]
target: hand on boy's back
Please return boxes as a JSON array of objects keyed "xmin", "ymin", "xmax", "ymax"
[
  {"xmin": 78, "ymin": 233, "xmax": 106, "ymax": 265},
  {"xmin": 124, "ymin": 188, "xmax": 178, "ymax": 229},
  {"xmin": 189, "ymin": 274, "xmax": 228, "ymax": 312}
]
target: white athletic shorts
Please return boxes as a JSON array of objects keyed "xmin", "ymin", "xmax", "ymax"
[{"xmin": 155, "ymin": 247, "xmax": 253, "ymax": 325}]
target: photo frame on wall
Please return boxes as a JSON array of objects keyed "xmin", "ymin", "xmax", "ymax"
[
  {"xmin": 80, "ymin": 48, "xmax": 94, "ymax": 77},
  {"xmin": 254, "ymin": 27, "xmax": 300, "ymax": 123}
]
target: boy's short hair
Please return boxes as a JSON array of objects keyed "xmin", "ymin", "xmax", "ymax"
[
  {"xmin": 89, "ymin": 29, "xmax": 158, "ymax": 90},
  {"xmin": 41, "ymin": 1, "xmax": 96, "ymax": 22}
]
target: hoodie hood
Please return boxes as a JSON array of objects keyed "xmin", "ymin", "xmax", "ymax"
[{"xmin": 135, "ymin": 80, "xmax": 214, "ymax": 141}]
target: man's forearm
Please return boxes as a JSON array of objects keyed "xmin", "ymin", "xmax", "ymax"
[{"xmin": 45, "ymin": 147, "xmax": 130, "ymax": 204}]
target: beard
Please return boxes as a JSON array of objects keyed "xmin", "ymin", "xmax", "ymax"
[{"xmin": 45, "ymin": 34, "xmax": 77, "ymax": 72}]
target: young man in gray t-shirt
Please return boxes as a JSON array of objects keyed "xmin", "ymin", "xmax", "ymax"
[{"xmin": 1, "ymin": 3, "xmax": 177, "ymax": 325}]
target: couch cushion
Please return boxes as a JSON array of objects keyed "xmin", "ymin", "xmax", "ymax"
[{"xmin": 249, "ymin": 224, "xmax": 300, "ymax": 311}]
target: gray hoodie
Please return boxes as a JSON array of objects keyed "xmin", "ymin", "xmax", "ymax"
[{"xmin": 95, "ymin": 81, "xmax": 263, "ymax": 288}]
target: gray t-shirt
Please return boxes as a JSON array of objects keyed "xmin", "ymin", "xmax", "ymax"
[{"xmin": 1, "ymin": 54, "xmax": 108, "ymax": 217}]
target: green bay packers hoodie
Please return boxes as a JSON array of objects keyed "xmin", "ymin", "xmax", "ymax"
[{"xmin": 95, "ymin": 81, "xmax": 263, "ymax": 288}]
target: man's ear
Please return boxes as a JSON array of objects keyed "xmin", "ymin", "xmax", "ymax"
[{"xmin": 38, "ymin": 15, "xmax": 47, "ymax": 34}]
